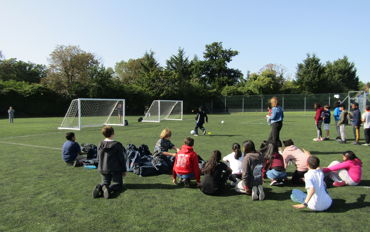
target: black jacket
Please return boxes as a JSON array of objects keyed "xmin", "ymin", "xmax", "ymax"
[
  {"xmin": 200, "ymin": 162, "xmax": 230, "ymax": 195},
  {"xmin": 195, "ymin": 111, "xmax": 208, "ymax": 124},
  {"xmin": 97, "ymin": 140, "xmax": 126, "ymax": 174}
]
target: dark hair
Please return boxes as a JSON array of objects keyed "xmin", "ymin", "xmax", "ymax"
[
  {"xmin": 342, "ymin": 151, "xmax": 358, "ymax": 160},
  {"xmin": 102, "ymin": 126, "xmax": 114, "ymax": 138},
  {"xmin": 184, "ymin": 137, "xmax": 194, "ymax": 146},
  {"xmin": 352, "ymin": 102, "xmax": 359, "ymax": 107},
  {"xmin": 232, "ymin": 143, "xmax": 242, "ymax": 159},
  {"xmin": 366, "ymin": 105, "xmax": 370, "ymax": 111},
  {"xmin": 243, "ymin": 140, "xmax": 256, "ymax": 154},
  {"xmin": 259, "ymin": 140, "xmax": 268, "ymax": 154},
  {"xmin": 339, "ymin": 104, "xmax": 345, "ymax": 109},
  {"xmin": 65, "ymin": 132, "xmax": 75, "ymax": 141},
  {"xmin": 264, "ymin": 143, "xmax": 279, "ymax": 166},
  {"xmin": 314, "ymin": 103, "xmax": 321, "ymax": 109},
  {"xmin": 283, "ymin": 139, "xmax": 294, "ymax": 147},
  {"xmin": 334, "ymin": 101, "xmax": 340, "ymax": 108},
  {"xmin": 307, "ymin": 156, "xmax": 320, "ymax": 169},
  {"xmin": 202, "ymin": 150, "xmax": 222, "ymax": 175}
]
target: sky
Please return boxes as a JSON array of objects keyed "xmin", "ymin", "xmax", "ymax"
[{"xmin": 1, "ymin": 0, "xmax": 369, "ymax": 82}]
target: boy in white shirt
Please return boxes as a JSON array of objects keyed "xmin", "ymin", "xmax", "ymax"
[
  {"xmin": 291, "ymin": 155, "xmax": 332, "ymax": 211},
  {"xmin": 362, "ymin": 105, "xmax": 370, "ymax": 146}
]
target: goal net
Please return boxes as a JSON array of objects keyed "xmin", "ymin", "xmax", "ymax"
[
  {"xmin": 347, "ymin": 91, "xmax": 369, "ymax": 112},
  {"xmin": 142, "ymin": 100, "xmax": 183, "ymax": 122},
  {"xmin": 58, "ymin": 98, "xmax": 125, "ymax": 130}
]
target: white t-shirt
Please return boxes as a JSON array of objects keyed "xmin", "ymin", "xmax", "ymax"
[
  {"xmin": 222, "ymin": 152, "xmax": 243, "ymax": 174},
  {"xmin": 304, "ymin": 169, "xmax": 332, "ymax": 211},
  {"xmin": 362, "ymin": 112, "xmax": 370, "ymax": 129}
]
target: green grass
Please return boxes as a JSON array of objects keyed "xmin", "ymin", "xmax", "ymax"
[{"xmin": 0, "ymin": 112, "xmax": 369, "ymax": 232}]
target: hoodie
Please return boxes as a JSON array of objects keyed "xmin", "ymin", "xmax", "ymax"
[
  {"xmin": 323, "ymin": 158, "xmax": 362, "ymax": 183},
  {"xmin": 282, "ymin": 145, "xmax": 309, "ymax": 172},
  {"xmin": 241, "ymin": 152, "xmax": 264, "ymax": 189},
  {"xmin": 315, "ymin": 107, "xmax": 324, "ymax": 123},
  {"xmin": 173, "ymin": 145, "xmax": 200, "ymax": 182},
  {"xmin": 97, "ymin": 140, "xmax": 126, "ymax": 174}
]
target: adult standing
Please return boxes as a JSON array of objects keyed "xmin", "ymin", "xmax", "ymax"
[
  {"xmin": 8, "ymin": 106, "xmax": 15, "ymax": 123},
  {"xmin": 267, "ymin": 97, "xmax": 284, "ymax": 147}
]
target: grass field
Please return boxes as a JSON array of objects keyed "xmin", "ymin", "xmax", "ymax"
[{"xmin": 0, "ymin": 112, "xmax": 369, "ymax": 232}]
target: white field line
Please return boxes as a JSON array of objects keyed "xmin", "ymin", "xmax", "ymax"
[
  {"xmin": 0, "ymin": 131, "xmax": 65, "ymax": 141},
  {"xmin": 0, "ymin": 141, "xmax": 61, "ymax": 151}
]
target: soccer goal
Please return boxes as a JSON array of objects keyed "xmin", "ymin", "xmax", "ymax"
[
  {"xmin": 142, "ymin": 100, "xmax": 183, "ymax": 122},
  {"xmin": 345, "ymin": 91, "xmax": 369, "ymax": 112},
  {"xmin": 58, "ymin": 98, "xmax": 125, "ymax": 130}
]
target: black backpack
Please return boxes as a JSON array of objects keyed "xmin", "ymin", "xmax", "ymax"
[
  {"xmin": 125, "ymin": 144, "xmax": 142, "ymax": 172},
  {"xmin": 81, "ymin": 144, "xmax": 98, "ymax": 159}
]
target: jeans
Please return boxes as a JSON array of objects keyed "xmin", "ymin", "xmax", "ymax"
[
  {"xmin": 268, "ymin": 121, "xmax": 283, "ymax": 147},
  {"xmin": 353, "ymin": 126, "xmax": 360, "ymax": 142},
  {"xmin": 291, "ymin": 189, "xmax": 306, "ymax": 204},
  {"xmin": 177, "ymin": 173, "xmax": 194, "ymax": 179},
  {"xmin": 266, "ymin": 169, "xmax": 287, "ymax": 180},
  {"xmin": 101, "ymin": 172, "xmax": 123, "ymax": 191}
]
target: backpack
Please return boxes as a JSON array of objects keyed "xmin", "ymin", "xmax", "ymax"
[
  {"xmin": 151, "ymin": 156, "xmax": 171, "ymax": 174},
  {"xmin": 125, "ymin": 144, "xmax": 142, "ymax": 172},
  {"xmin": 133, "ymin": 161, "xmax": 159, "ymax": 177},
  {"xmin": 81, "ymin": 144, "xmax": 98, "ymax": 159}
]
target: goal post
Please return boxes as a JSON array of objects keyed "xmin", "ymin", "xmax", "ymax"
[
  {"xmin": 347, "ymin": 91, "xmax": 369, "ymax": 112},
  {"xmin": 58, "ymin": 98, "xmax": 125, "ymax": 130},
  {"xmin": 142, "ymin": 100, "xmax": 183, "ymax": 122}
]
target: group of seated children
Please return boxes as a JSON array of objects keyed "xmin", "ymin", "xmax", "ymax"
[
  {"xmin": 61, "ymin": 126, "xmax": 363, "ymax": 212},
  {"xmin": 314, "ymin": 103, "xmax": 370, "ymax": 146}
]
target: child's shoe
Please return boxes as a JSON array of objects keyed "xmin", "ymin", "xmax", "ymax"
[
  {"xmin": 194, "ymin": 134, "xmax": 198, "ymax": 136},
  {"xmin": 333, "ymin": 181, "xmax": 346, "ymax": 187},
  {"xmin": 258, "ymin": 185, "xmax": 265, "ymax": 200},
  {"xmin": 202, "ymin": 130, "xmax": 207, "ymax": 135},
  {"xmin": 92, "ymin": 184, "xmax": 103, "ymax": 198},
  {"xmin": 251, "ymin": 186, "xmax": 258, "ymax": 200},
  {"xmin": 362, "ymin": 143, "xmax": 370, "ymax": 146},
  {"xmin": 102, "ymin": 185, "xmax": 110, "ymax": 199}
]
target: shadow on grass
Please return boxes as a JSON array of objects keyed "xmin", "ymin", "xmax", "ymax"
[
  {"xmin": 328, "ymin": 194, "xmax": 370, "ymax": 213},
  {"xmin": 358, "ymin": 180, "xmax": 370, "ymax": 186},
  {"xmin": 310, "ymin": 151, "xmax": 343, "ymax": 155},
  {"xmin": 208, "ymin": 134, "xmax": 241, "ymax": 137},
  {"xmin": 124, "ymin": 183, "xmax": 181, "ymax": 190},
  {"xmin": 263, "ymin": 188, "xmax": 292, "ymax": 201}
]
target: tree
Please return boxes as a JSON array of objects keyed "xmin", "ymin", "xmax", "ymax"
[
  {"xmin": 325, "ymin": 56, "xmax": 359, "ymax": 92},
  {"xmin": 201, "ymin": 42, "xmax": 243, "ymax": 91},
  {"xmin": 0, "ymin": 58, "xmax": 46, "ymax": 83},
  {"xmin": 296, "ymin": 54, "xmax": 326, "ymax": 93},
  {"xmin": 43, "ymin": 45, "xmax": 99, "ymax": 96},
  {"xmin": 115, "ymin": 58, "xmax": 144, "ymax": 84},
  {"xmin": 244, "ymin": 70, "xmax": 283, "ymax": 94},
  {"xmin": 0, "ymin": 51, "xmax": 3, "ymax": 60},
  {"xmin": 166, "ymin": 48, "xmax": 191, "ymax": 93}
]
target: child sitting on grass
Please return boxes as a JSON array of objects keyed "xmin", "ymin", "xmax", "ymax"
[
  {"xmin": 93, "ymin": 126, "xmax": 126, "ymax": 199},
  {"xmin": 323, "ymin": 151, "xmax": 362, "ymax": 187},
  {"xmin": 153, "ymin": 128, "xmax": 179, "ymax": 169},
  {"xmin": 291, "ymin": 155, "xmax": 332, "ymax": 211},
  {"xmin": 282, "ymin": 139, "xmax": 310, "ymax": 185},
  {"xmin": 172, "ymin": 137, "xmax": 201, "ymax": 187},
  {"xmin": 200, "ymin": 150, "xmax": 232, "ymax": 195},
  {"xmin": 222, "ymin": 143, "xmax": 243, "ymax": 185},
  {"xmin": 263, "ymin": 143, "xmax": 287, "ymax": 186},
  {"xmin": 236, "ymin": 140, "xmax": 264, "ymax": 200},
  {"xmin": 62, "ymin": 132, "xmax": 85, "ymax": 167}
]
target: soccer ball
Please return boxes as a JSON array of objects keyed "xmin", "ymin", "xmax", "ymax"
[
  {"xmin": 190, "ymin": 130, "xmax": 196, "ymax": 135},
  {"xmin": 221, "ymin": 120, "xmax": 224, "ymax": 124}
]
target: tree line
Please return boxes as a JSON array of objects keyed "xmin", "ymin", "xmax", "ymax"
[{"xmin": 0, "ymin": 42, "xmax": 367, "ymax": 116}]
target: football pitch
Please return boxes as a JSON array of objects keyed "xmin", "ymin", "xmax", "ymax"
[{"xmin": 0, "ymin": 112, "xmax": 369, "ymax": 232}]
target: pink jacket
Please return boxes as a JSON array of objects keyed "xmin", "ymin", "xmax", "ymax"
[
  {"xmin": 323, "ymin": 158, "xmax": 362, "ymax": 183},
  {"xmin": 282, "ymin": 145, "xmax": 309, "ymax": 172}
]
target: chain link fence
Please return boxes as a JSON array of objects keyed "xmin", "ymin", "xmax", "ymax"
[{"xmin": 208, "ymin": 92, "xmax": 369, "ymax": 113}]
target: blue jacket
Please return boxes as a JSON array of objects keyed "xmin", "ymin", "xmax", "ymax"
[
  {"xmin": 333, "ymin": 107, "xmax": 341, "ymax": 121},
  {"xmin": 62, "ymin": 140, "xmax": 81, "ymax": 162},
  {"xmin": 270, "ymin": 106, "xmax": 284, "ymax": 123},
  {"xmin": 351, "ymin": 108, "xmax": 361, "ymax": 126}
]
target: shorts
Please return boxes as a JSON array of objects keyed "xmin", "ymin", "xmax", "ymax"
[{"xmin": 324, "ymin": 123, "xmax": 330, "ymax": 131}]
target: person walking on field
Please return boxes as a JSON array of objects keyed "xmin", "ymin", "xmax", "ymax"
[
  {"xmin": 8, "ymin": 106, "xmax": 15, "ymax": 123},
  {"xmin": 267, "ymin": 97, "xmax": 284, "ymax": 147}
]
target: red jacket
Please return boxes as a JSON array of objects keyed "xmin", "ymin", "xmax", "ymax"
[
  {"xmin": 173, "ymin": 145, "xmax": 200, "ymax": 182},
  {"xmin": 315, "ymin": 107, "xmax": 324, "ymax": 123}
]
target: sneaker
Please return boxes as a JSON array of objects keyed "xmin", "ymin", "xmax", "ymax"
[
  {"xmin": 270, "ymin": 180, "xmax": 278, "ymax": 186},
  {"xmin": 339, "ymin": 140, "xmax": 346, "ymax": 144},
  {"xmin": 313, "ymin": 138, "xmax": 321, "ymax": 142},
  {"xmin": 194, "ymin": 134, "xmax": 198, "ymax": 136},
  {"xmin": 183, "ymin": 179, "xmax": 191, "ymax": 188},
  {"xmin": 251, "ymin": 186, "xmax": 258, "ymax": 200},
  {"xmin": 323, "ymin": 137, "xmax": 329, "ymax": 141},
  {"xmin": 362, "ymin": 143, "xmax": 370, "ymax": 146},
  {"xmin": 352, "ymin": 142, "xmax": 359, "ymax": 145},
  {"xmin": 202, "ymin": 130, "xmax": 207, "ymax": 135},
  {"xmin": 92, "ymin": 184, "xmax": 103, "ymax": 198},
  {"xmin": 258, "ymin": 185, "xmax": 265, "ymax": 200},
  {"xmin": 102, "ymin": 185, "xmax": 110, "ymax": 199},
  {"xmin": 333, "ymin": 181, "xmax": 346, "ymax": 187}
]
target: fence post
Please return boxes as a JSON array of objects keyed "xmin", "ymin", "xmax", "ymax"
[
  {"xmin": 282, "ymin": 96, "xmax": 285, "ymax": 110},
  {"xmin": 304, "ymin": 96, "xmax": 306, "ymax": 113},
  {"xmin": 242, "ymin": 97, "xmax": 244, "ymax": 113},
  {"xmin": 224, "ymin": 96, "xmax": 227, "ymax": 113},
  {"xmin": 260, "ymin": 96, "xmax": 263, "ymax": 112},
  {"xmin": 328, "ymin": 94, "xmax": 331, "ymax": 106}
]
